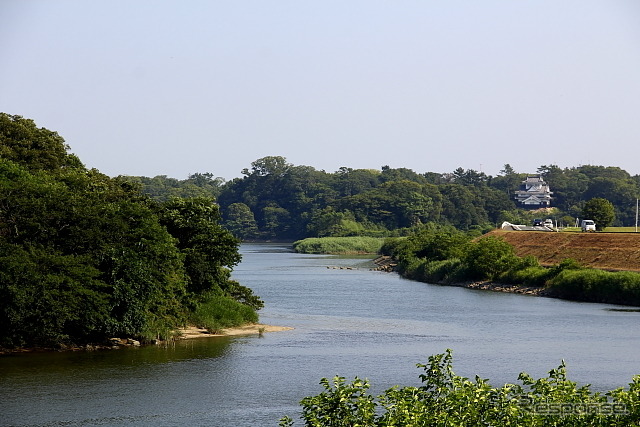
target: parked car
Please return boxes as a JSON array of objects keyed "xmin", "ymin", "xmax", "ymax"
[
  {"xmin": 581, "ymin": 220, "xmax": 596, "ymax": 232},
  {"xmin": 532, "ymin": 218, "xmax": 543, "ymax": 226}
]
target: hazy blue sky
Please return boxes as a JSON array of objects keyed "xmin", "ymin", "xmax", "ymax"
[{"xmin": 2, "ymin": 1, "xmax": 640, "ymax": 180}]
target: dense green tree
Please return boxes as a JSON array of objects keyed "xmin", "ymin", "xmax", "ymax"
[
  {"xmin": 219, "ymin": 157, "xmax": 336, "ymax": 239},
  {"xmin": 583, "ymin": 177, "xmax": 638, "ymax": 226},
  {"xmin": 423, "ymin": 171, "xmax": 446, "ymax": 185},
  {"xmin": 306, "ymin": 207, "xmax": 385, "ymax": 237},
  {"xmin": 0, "ymin": 113, "xmax": 83, "ymax": 172},
  {"xmin": 582, "ymin": 198, "xmax": 615, "ymax": 231},
  {"xmin": 481, "ymin": 186, "xmax": 517, "ymax": 223},
  {"xmin": 262, "ymin": 204, "xmax": 292, "ymax": 239},
  {"xmin": 337, "ymin": 180, "xmax": 442, "ymax": 230},
  {"xmin": 242, "ymin": 155, "xmax": 291, "ymax": 177},
  {"xmin": 124, "ymin": 173, "xmax": 224, "ymax": 201},
  {"xmin": 537, "ymin": 164, "xmax": 589, "ymax": 211},
  {"xmin": 577, "ymin": 165, "xmax": 631, "ymax": 181},
  {"xmin": 451, "ymin": 167, "xmax": 487, "ymax": 186},
  {"xmin": 0, "ymin": 243, "xmax": 108, "ymax": 347},
  {"xmin": 306, "ymin": 207, "xmax": 353, "ymax": 237},
  {"xmin": 158, "ymin": 198, "xmax": 236, "ymax": 290},
  {"xmin": 224, "ymin": 202, "xmax": 259, "ymax": 239},
  {"xmin": 463, "ymin": 236, "xmax": 519, "ymax": 280},
  {"xmin": 439, "ymin": 184, "xmax": 487, "ymax": 229},
  {"xmin": 186, "ymin": 172, "xmax": 225, "ymax": 193},
  {"xmin": 380, "ymin": 165, "xmax": 428, "ymax": 184},
  {"xmin": 0, "ymin": 159, "xmax": 189, "ymax": 344},
  {"xmin": 0, "ymin": 114, "xmax": 260, "ymax": 348},
  {"xmin": 489, "ymin": 163, "xmax": 526, "ymax": 196},
  {"xmin": 333, "ymin": 167, "xmax": 381, "ymax": 197}
]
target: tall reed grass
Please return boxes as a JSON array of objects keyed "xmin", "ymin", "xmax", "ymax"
[
  {"xmin": 190, "ymin": 293, "xmax": 258, "ymax": 333},
  {"xmin": 548, "ymin": 269, "xmax": 640, "ymax": 305},
  {"xmin": 293, "ymin": 237, "xmax": 385, "ymax": 254}
]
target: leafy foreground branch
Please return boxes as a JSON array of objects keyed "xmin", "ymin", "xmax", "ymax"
[{"xmin": 280, "ymin": 350, "xmax": 640, "ymax": 426}]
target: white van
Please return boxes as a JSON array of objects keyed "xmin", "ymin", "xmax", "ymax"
[{"xmin": 581, "ymin": 220, "xmax": 596, "ymax": 232}]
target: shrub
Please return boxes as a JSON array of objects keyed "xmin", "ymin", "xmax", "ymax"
[
  {"xmin": 500, "ymin": 266, "xmax": 551, "ymax": 287},
  {"xmin": 190, "ymin": 293, "xmax": 258, "ymax": 333},
  {"xmin": 379, "ymin": 237, "xmax": 406, "ymax": 257},
  {"xmin": 408, "ymin": 223, "xmax": 470, "ymax": 261},
  {"xmin": 462, "ymin": 236, "xmax": 519, "ymax": 280},
  {"xmin": 549, "ymin": 269, "xmax": 640, "ymax": 305},
  {"xmin": 281, "ymin": 350, "xmax": 639, "ymax": 426},
  {"xmin": 419, "ymin": 258, "xmax": 465, "ymax": 284}
]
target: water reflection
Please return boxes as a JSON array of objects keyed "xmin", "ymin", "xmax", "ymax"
[{"xmin": 0, "ymin": 337, "xmax": 233, "ymax": 378}]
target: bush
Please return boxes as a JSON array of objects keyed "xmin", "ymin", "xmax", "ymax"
[
  {"xmin": 280, "ymin": 350, "xmax": 640, "ymax": 426},
  {"xmin": 416, "ymin": 258, "xmax": 465, "ymax": 284},
  {"xmin": 407, "ymin": 223, "xmax": 470, "ymax": 261},
  {"xmin": 500, "ymin": 266, "xmax": 551, "ymax": 287},
  {"xmin": 190, "ymin": 293, "xmax": 259, "ymax": 333},
  {"xmin": 379, "ymin": 237, "xmax": 406, "ymax": 257},
  {"xmin": 462, "ymin": 236, "xmax": 519, "ymax": 280}
]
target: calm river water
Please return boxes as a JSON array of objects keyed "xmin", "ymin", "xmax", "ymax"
[{"xmin": 1, "ymin": 243, "xmax": 639, "ymax": 426}]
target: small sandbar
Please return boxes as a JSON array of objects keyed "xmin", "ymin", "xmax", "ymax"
[{"xmin": 176, "ymin": 324, "xmax": 293, "ymax": 339}]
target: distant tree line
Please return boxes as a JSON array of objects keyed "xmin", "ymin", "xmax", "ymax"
[
  {"xmin": 0, "ymin": 113, "xmax": 261, "ymax": 349},
  {"xmin": 128, "ymin": 156, "xmax": 640, "ymax": 240}
]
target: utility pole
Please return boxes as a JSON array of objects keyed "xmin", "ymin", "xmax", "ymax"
[{"xmin": 636, "ymin": 198, "xmax": 638, "ymax": 233}]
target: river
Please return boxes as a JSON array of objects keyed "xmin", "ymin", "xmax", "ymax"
[{"xmin": 1, "ymin": 243, "xmax": 639, "ymax": 426}]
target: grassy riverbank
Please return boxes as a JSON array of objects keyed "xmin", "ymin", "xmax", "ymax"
[
  {"xmin": 292, "ymin": 237, "xmax": 385, "ymax": 254},
  {"xmin": 293, "ymin": 229, "xmax": 640, "ymax": 306},
  {"xmin": 382, "ymin": 225, "xmax": 640, "ymax": 307}
]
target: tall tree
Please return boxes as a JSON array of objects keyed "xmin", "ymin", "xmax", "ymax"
[
  {"xmin": 582, "ymin": 198, "xmax": 615, "ymax": 231},
  {"xmin": 0, "ymin": 113, "xmax": 83, "ymax": 172},
  {"xmin": 242, "ymin": 155, "xmax": 291, "ymax": 177},
  {"xmin": 224, "ymin": 202, "xmax": 259, "ymax": 239},
  {"xmin": 158, "ymin": 197, "xmax": 262, "ymax": 309}
]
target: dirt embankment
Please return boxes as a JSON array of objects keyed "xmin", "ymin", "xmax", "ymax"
[{"xmin": 487, "ymin": 230, "xmax": 640, "ymax": 272}]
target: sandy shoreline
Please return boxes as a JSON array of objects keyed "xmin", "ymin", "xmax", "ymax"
[
  {"xmin": 0, "ymin": 324, "xmax": 294, "ymax": 354},
  {"xmin": 175, "ymin": 323, "xmax": 294, "ymax": 339}
]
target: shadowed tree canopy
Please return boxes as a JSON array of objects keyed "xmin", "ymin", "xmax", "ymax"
[
  {"xmin": 0, "ymin": 113, "xmax": 260, "ymax": 348},
  {"xmin": 0, "ymin": 113, "xmax": 83, "ymax": 171}
]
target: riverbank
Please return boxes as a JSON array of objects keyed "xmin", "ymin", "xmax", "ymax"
[
  {"xmin": 373, "ymin": 256, "xmax": 551, "ymax": 296},
  {"xmin": 372, "ymin": 255, "xmax": 640, "ymax": 305},
  {"xmin": 448, "ymin": 280, "xmax": 553, "ymax": 297},
  {"xmin": 0, "ymin": 323, "xmax": 293, "ymax": 355}
]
